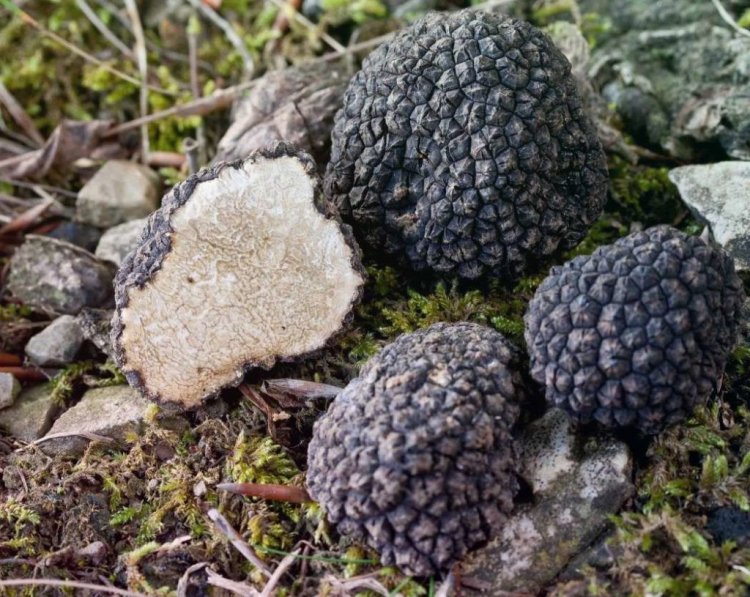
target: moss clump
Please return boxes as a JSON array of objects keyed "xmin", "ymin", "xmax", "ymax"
[
  {"xmin": 609, "ymin": 156, "xmax": 687, "ymax": 227},
  {"xmin": 48, "ymin": 360, "xmax": 126, "ymax": 406}
]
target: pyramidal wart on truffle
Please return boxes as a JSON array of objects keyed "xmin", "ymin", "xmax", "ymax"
[
  {"xmin": 324, "ymin": 9, "xmax": 608, "ymax": 280},
  {"xmin": 525, "ymin": 226, "xmax": 745, "ymax": 434},
  {"xmin": 306, "ymin": 322, "xmax": 525, "ymax": 577}
]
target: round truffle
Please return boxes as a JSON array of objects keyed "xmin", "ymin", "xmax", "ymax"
[
  {"xmin": 306, "ymin": 322, "xmax": 524, "ymax": 576},
  {"xmin": 525, "ymin": 226, "xmax": 746, "ymax": 434},
  {"xmin": 113, "ymin": 144, "xmax": 365, "ymax": 409},
  {"xmin": 324, "ymin": 10, "xmax": 608, "ymax": 279}
]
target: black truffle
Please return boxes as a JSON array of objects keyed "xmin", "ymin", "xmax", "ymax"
[
  {"xmin": 324, "ymin": 10, "xmax": 608, "ymax": 279},
  {"xmin": 306, "ymin": 322, "xmax": 524, "ymax": 576},
  {"xmin": 525, "ymin": 226, "xmax": 745, "ymax": 434}
]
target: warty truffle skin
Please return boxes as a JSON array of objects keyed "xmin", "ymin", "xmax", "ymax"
[
  {"xmin": 525, "ymin": 226, "xmax": 746, "ymax": 434},
  {"xmin": 324, "ymin": 10, "xmax": 608, "ymax": 279},
  {"xmin": 306, "ymin": 322, "xmax": 524, "ymax": 577}
]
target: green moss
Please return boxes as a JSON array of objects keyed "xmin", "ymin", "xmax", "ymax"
[
  {"xmin": 48, "ymin": 360, "xmax": 125, "ymax": 406},
  {"xmin": 0, "ymin": 500, "xmax": 41, "ymax": 556},
  {"xmin": 608, "ymin": 156, "xmax": 688, "ymax": 228}
]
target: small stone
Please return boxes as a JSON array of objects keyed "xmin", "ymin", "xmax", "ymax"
[
  {"xmin": 0, "ymin": 373, "xmax": 21, "ymax": 409},
  {"xmin": 47, "ymin": 221, "xmax": 103, "ymax": 252},
  {"xmin": 519, "ymin": 408, "xmax": 579, "ymax": 498},
  {"xmin": 76, "ymin": 308, "xmax": 114, "ymax": 357},
  {"xmin": 76, "ymin": 160, "xmax": 161, "ymax": 228},
  {"xmin": 0, "ymin": 384, "xmax": 61, "ymax": 443},
  {"xmin": 25, "ymin": 315, "xmax": 84, "ymax": 366},
  {"xmin": 39, "ymin": 385, "xmax": 152, "ymax": 458},
  {"xmin": 76, "ymin": 541, "xmax": 109, "ymax": 565},
  {"xmin": 94, "ymin": 217, "xmax": 147, "ymax": 265},
  {"xmin": 707, "ymin": 506, "xmax": 750, "ymax": 545},
  {"xmin": 5, "ymin": 235, "xmax": 114, "ymax": 315},
  {"xmin": 463, "ymin": 409, "xmax": 633, "ymax": 594},
  {"xmin": 669, "ymin": 162, "xmax": 750, "ymax": 270}
]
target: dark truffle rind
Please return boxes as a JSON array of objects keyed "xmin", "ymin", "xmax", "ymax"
[
  {"xmin": 525, "ymin": 226, "xmax": 746, "ymax": 434},
  {"xmin": 324, "ymin": 10, "xmax": 608, "ymax": 279},
  {"xmin": 307, "ymin": 322, "xmax": 523, "ymax": 576},
  {"xmin": 112, "ymin": 142, "xmax": 366, "ymax": 407}
]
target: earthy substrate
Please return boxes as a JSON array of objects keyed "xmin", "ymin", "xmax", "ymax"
[{"xmin": 0, "ymin": 1, "xmax": 749, "ymax": 596}]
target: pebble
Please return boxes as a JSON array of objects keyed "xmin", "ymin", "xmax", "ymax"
[
  {"xmin": 40, "ymin": 385, "xmax": 153, "ymax": 457},
  {"xmin": 94, "ymin": 217, "xmax": 147, "ymax": 266},
  {"xmin": 463, "ymin": 409, "xmax": 633, "ymax": 593},
  {"xmin": 25, "ymin": 315, "xmax": 84, "ymax": 366},
  {"xmin": 6, "ymin": 235, "xmax": 114, "ymax": 315},
  {"xmin": 76, "ymin": 160, "xmax": 160, "ymax": 228},
  {"xmin": 0, "ymin": 373, "xmax": 21, "ymax": 409},
  {"xmin": 669, "ymin": 162, "xmax": 750, "ymax": 271},
  {"xmin": 0, "ymin": 384, "xmax": 61, "ymax": 443},
  {"xmin": 76, "ymin": 308, "xmax": 115, "ymax": 358},
  {"xmin": 47, "ymin": 221, "xmax": 103, "ymax": 252}
]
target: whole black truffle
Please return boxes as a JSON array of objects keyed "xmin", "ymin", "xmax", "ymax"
[
  {"xmin": 324, "ymin": 10, "xmax": 608, "ymax": 279},
  {"xmin": 525, "ymin": 226, "xmax": 745, "ymax": 434},
  {"xmin": 306, "ymin": 322, "xmax": 524, "ymax": 576}
]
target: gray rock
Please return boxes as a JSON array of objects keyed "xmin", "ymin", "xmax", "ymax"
[
  {"xmin": 76, "ymin": 160, "xmax": 161, "ymax": 228},
  {"xmin": 76, "ymin": 308, "xmax": 115, "ymax": 357},
  {"xmin": 25, "ymin": 315, "xmax": 84, "ymax": 366},
  {"xmin": 47, "ymin": 221, "xmax": 102, "ymax": 252},
  {"xmin": 668, "ymin": 162, "xmax": 750, "ymax": 271},
  {"xmin": 0, "ymin": 373, "xmax": 21, "ymax": 409},
  {"xmin": 94, "ymin": 217, "xmax": 147, "ymax": 266},
  {"xmin": 585, "ymin": 0, "xmax": 750, "ymax": 159},
  {"xmin": 0, "ymin": 384, "xmax": 61, "ymax": 442},
  {"xmin": 39, "ymin": 385, "xmax": 152, "ymax": 457},
  {"xmin": 463, "ymin": 409, "xmax": 633, "ymax": 594},
  {"xmin": 5, "ymin": 235, "xmax": 114, "ymax": 315}
]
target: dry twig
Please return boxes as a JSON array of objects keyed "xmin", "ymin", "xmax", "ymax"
[
  {"xmin": 2, "ymin": 1, "xmax": 178, "ymax": 96},
  {"xmin": 260, "ymin": 548, "xmax": 300, "ymax": 597},
  {"xmin": 75, "ymin": 0, "xmax": 135, "ymax": 59},
  {"xmin": 711, "ymin": 0, "xmax": 750, "ymax": 38},
  {"xmin": 0, "ymin": 82, "xmax": 44, "ymax": 147},
  {"xmin": 207, "ymin": 508, "xmax": 272, "ymax": 577},
  {"xmin": 0, "ymin": 579, "xmax": 148, "ymax": 596},
  {"xmin": 0, "ymin": 197, "xmax": 54, "ymax": 236},
  {"xmin": 205, "ymin": 569, "xmax": 260, "ymax": 597},
  {"xmin": 185, "ymin": 0, "xmax": 255, "ymax": 77},
  {"xmin": 268, "ymin": 0, "xmax": 346, "ymax": 53},
  {"xmin": 123, "ymin": 0, "xmax": 150, "ymax": 162}
]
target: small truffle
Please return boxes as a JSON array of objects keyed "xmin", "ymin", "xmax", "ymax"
[
  {"xmin": 113, "ymin": 144, "xmax": 365, "ymax": 409},
  {"xmin": 307, "ymin": 322, "xmax": 524, "ymax": 576},
  {"xmin": 525, "ymin": 226, "xmax": 745, "ymax": 434},
  {"xmin": 324, "ymin": 10, "xmax": 608, "ymax": 279}
]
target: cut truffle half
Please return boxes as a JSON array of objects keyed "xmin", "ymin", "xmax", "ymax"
[
  {"xmin": 525, "ymin": 225, "xmax": 745, "ymax": 434},
  {"xmin": 307, "ymin": 322, "xmax": 524, "ymax": 577},
  {"xmin": 113, "ymin": 144, "xmax": 365, "ymax": 409}
]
